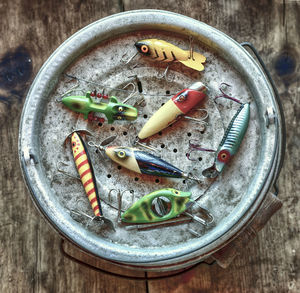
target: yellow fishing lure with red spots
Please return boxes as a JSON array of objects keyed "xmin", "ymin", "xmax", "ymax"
[
  {"xmin": 67, "ymin": 131, "xmax": 115, "ymax": 230},
  {"xmin": 71, "ymin": 132, "xmax": 102, "ymax": 217}
]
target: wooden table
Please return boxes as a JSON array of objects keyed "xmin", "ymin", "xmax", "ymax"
[{"xmin": 0, "ymin": 1, "xmax": 299, "ymax": 292}]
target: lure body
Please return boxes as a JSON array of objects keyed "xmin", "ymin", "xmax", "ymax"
[
  {"xmin": 62, "ymin": 92, "xmax": 138, "ymax": 124},
  {"xmin": 202, "ymin": 103, "xmax": 250, "ymax": 178},
  {"xmin": 121, "ymin": 188, "xmax": 192, "ymax": 223},
  {"xmin": 105, "ymin": 146, "xmax": 187, "ymax": 178},
  {"xmin": 138, "ymin": 82, "xmax": 206, "ymax": 140},
  {"xmin": 135, "ymin": 39, "xmax": 206, "ymax": 71},
  {"xmin": 70, "ymin": 132, "xmax": 103, "ymax": 217}
]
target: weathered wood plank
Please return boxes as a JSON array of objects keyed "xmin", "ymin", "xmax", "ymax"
[{"xmin": 0, "ymin": 0, "xmax": 299, "ymax": 292}]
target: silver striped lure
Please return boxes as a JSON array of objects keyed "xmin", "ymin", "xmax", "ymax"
[{"xmin": 202, "ymin": 103, "xmax": 250, "ymax": 178}]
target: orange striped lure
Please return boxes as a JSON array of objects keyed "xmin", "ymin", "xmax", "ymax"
[
  {"xmin": 65, "ymin": 131, "xmax": 115, "ymax": 231},
  {"xmin": 135, "ymin": 39, "xmax": 206, "ymax": 71}
]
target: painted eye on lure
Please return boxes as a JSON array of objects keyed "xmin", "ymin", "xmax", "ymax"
[
  {"xmin": 217, "ymin": 150, "xmax": 231, "ymax": 163},
  {"xmin": 117, "ymin": 150, "xmax": 127, "ymax": 159},
  {"xmin": 141, "ymin": 45, "xmax": 149, "ymax": 53},
  {"xmin": 118, "ymin": 106, "xmax": 124, "ymax": 112}
]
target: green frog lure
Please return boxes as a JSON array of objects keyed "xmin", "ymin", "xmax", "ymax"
[{"xmin": 121, "ymin": 188, "xmax": 213, "ymax": 225}]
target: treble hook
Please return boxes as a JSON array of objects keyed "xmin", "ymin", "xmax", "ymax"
[
  {"xmin": 214, "ymin": 83, "xmax": 242, "ymax": 105},
  {"xmin": 183, "ymin": 109, "xmax": 209, "ymax": 131},
  {"xmin": 157, "ymin": 63, "xmax": 174, "ymax": 82}
]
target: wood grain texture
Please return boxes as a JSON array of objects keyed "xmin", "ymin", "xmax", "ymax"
[{"xmin": 0, "ymin": 0, "xmax": 299, "ymax": 292}]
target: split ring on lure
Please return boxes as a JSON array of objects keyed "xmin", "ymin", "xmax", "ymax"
[
  {"xmin": 88, "ymin": 143, "xmax": 201, "ymax": 182},
  {"xmin": 202, "ymin": 102, "xmax": 250, "ymax": 178},
  {"xmin": 61, "ymin": 92, "xmax": 138, "ymax": 124},
  {"xmin": 134, "ymin": 39, "xmax": 206, "ymax": 71},
  {"xmin": 138, "ymin": 82, "xmax": 207, "ymax": 140},
  {"xmin": 121, "ymin": 188, "xmax": 213, "ymax": 225},
  {"xmin": 64, "ymin": 131, "xmax": 115, "ymax": 231}
]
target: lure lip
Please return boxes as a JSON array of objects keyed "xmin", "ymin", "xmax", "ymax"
[{"xmin": 202, "ymin": 165, "xmax": 219, "ymax": 178}]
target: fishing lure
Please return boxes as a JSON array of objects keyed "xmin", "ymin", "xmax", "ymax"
[
  {"xmin": 121, "ymin": 188, "xmax": 213, "ymax": 224},
  {"xmin": 103, "ymin": 145, "xmax": 200, "ymax": 182},
  {"xmin": 65, "ymin": 131, "xmax": 114, "ymax": 230},
  {"xmin": 62, "ymin": 92, "xmax": 138, "ymax": 124},
  {"xmin": 202, "ymin": 102, "xmax": 250, "ymax": 178},
  {"xmin": 134, "ymin": 39, "xmax": 206, "ymax": 71},
  {"xmin": 138, "ymin": 82, "xmax": 207, "ymax": 140}
]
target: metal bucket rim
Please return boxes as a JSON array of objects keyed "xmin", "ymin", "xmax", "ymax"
[{"xmin": 19, "ymin": 10, "xmax": 282, "ymax": 264}]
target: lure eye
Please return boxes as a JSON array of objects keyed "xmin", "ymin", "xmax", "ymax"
[
  {"xmin": 141, "ymin": 45, "xmax": 149, "ymax": 53},
  {"xmin": 174, "ymin": 190, "xmax": 180, "ymax": 195},
  {"xmin": 118, "ymin": 106, "xmax": 124, "ymax": 112},
  {"xmin": 72, "ymin": 142, "xmax": 76, "ymax": 147},
  {"xmin": 217, "ymin": 150, "xmax": 231, "ymax": 163},
  {"xmin": 117, "ymin": 150, "xmax": 126, "ymax": 159}
]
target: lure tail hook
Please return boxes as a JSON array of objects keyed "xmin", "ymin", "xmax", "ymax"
[{"xmin": 214, "ymin": 83, "xmax": 242, "ymax": 105}]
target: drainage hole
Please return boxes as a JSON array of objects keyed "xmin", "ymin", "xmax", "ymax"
[
  {"xmin": 158, "ymin": 131, "xmax": 163, "ymax": 136},
  {"xmin": 160, "ymin": 144, "xmax": 165, "ymax": 148},
  {"xmin": 123, "ymin": 131, "xmax": 127, "ymax": 136},
  {"xmin": 111, "ymin": 127, "xmax": 115, "ymax": 131},
  {"xmin": 183, "ymin": 180, "xmax": 186, "ymax": 184},
  {"xmin": 117, "ymin": 165, "xmax": 122, "ymax": 170},
  {"xmin": 166, "ymin": 90, "xmax": 170, "ymax": 95},
  {"xmin": 98, "ymin": 122, "xmax": 103, "ymax": 127},
  {"xmin": 198, "ymin": 157, "xmax": 202, "ymax": 161},
  {"xmin": 200, "ymin": 130, "xmax": 204, "ymax": 134},
  {"xmin": 173, "ymin": 148, "xmax": 177, "ymax": 153},
  {"xmin": 187, "ymin": 132, "xmax": 192, "ymax": 137},
  {"xmin": 143, "ymin": 114, "xmax": 148, "ymax": 119},
  {"xmin": 134, "ymin": 177, "xmax": 139, "ymax": 181},
  {"xmin": 161, "ymin": 103, "xmax": 165, "ymax": 106},
  {"xmin": 107, "ymin": 174, "xmax": 111, "ymax": 178},
  {"xmin": 155, "ymin": 179, "xmax": 160, "ymax": 183}
]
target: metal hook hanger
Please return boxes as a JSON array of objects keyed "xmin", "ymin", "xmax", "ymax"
[
  {"xmin": 157, "ymin": 63, "xmax": 175, "ymax": 82},
  {"xmin": 132, "ymin": 136, "xmax": 160, "ymax": 153},
  {"xmin": 122, "ymin": 51, "xmax": 139, "ymax": 64},
  {"xmin": 56, "ymin": 80, "xmax": 82, "ymax": 102},
  {"xmin": 188, "ymin": 36, "xmax": 196, "ymax": 61},
  {"xmin": 122, "ymin": 82, "xmax": 138, "ymax": 104}
]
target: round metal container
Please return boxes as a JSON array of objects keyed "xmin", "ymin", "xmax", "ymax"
[{"xmin": 19, "ymin": 10, "xmax": 285, "ymax": 271}]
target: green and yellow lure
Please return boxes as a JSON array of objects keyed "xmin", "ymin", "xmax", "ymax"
[{"xmin": 121, "ymin": 188, "xmax": 193, "ymax": 224}]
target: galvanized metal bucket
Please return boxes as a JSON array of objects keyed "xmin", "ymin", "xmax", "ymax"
[{"xmin": 19, "ymin": 10, "xmax": 285, "ymax": 271}]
